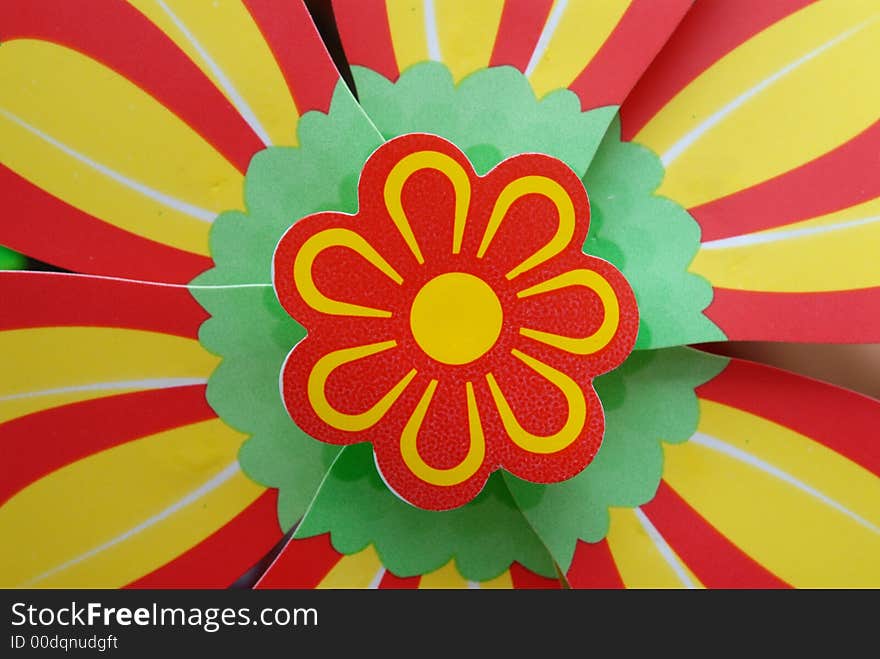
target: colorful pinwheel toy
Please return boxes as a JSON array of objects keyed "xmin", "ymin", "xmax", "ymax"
[{"xmin": 1, "ymin": 0, "xmax": 878, "ymax": 589}]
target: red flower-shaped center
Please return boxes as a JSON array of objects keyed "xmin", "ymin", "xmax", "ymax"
[{"xmin": 273, "ymin": 134, "xmax": 638, "ymax": 510}]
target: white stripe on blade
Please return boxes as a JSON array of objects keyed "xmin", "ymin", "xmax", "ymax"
[
  {"xmin": 525, "ymin": 0, "xmax": 568, "ymax": 77},
  {"xmin": 634, "ymin": 507, "xmax": 698, "ymax": 589},
  {"xmin": 25, "ymin": 462, "xmax": 242, "ymax": 586},
  {"xmin": 423, "ymin": 0, "xmax": 443, "ymax": 62},
  {"xmin": 690, "ymin": 432, "xmax": 879, "ymax": 534},
  {"xmin": 368, "ymin": 567, "xmax": 387, "ymax": 589},
  {"xmin": 156, "ymin": 0, "xmax": 273, "ymax": 146},
  {"xmin": 701, "ymin": 215, "xmax": 880, "ymax": 250},
  {"xmin": 0, "ymin": 109, "xmax": 217, "ymax": 222},
  {"xmin": 0, "ymin": 378, "xmax": 208, "ymax": 402},
  {"xmin": 661, "ymin": 18, "xmax": 876, "ymax": 167}
]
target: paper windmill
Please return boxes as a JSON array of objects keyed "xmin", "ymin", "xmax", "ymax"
[{"xmin": 1, "ymin": 0, "xmax": 877, "ymax": 589}]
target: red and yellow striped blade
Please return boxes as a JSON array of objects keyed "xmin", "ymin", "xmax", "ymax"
[
  {"xmin": 568, "ymin": 357, "xmax": 880, "ymax": 588},
  {"xmin": 0, "ymin": 272, "xmax": 281, "ymax": 587},
  {"xmin": 621, "ymin": 0, "xmax": 880, "ymax": 343},
  {"xmin": 334, "ymin": 0, "xmax": 691, "ymax": 110},
  {"xmin": 256, "ymin": 533, "xmax": 562, "ymax": 589},
  {"xmin": 0, "ymin": 0, "xmax": 349, "ymax": 282},
  {"xmin": 0, "ymin": 272, "xmax": 216, "ymax": 424}
]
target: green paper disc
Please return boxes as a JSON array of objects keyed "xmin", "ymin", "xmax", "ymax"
[{"xmin": 193, "ymin": 63, "xmax": 728, "ymax": 579}]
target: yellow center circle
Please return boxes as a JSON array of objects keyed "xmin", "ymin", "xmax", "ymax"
[{"xmin": 409, "ymin": 272, "xmax": 503, "ymax": 365}]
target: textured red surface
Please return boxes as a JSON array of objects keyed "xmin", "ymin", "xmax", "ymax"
[{"xmin": 274, "ymin": 134, "xmax": 638, "ymax": 510}]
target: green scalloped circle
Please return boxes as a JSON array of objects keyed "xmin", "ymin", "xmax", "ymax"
[
  {"xmin": 192, "ymin": 63, "xmax": 723, "ymax": 580},
  {"xmin": 190, "ymin": 85, "xmax": 382, "ymax": 531}
]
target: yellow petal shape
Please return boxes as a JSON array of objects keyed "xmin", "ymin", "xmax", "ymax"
[
  {"xmin": 0, "ymin": 419, "xmax": 261, "ymax": 588},
  {"xmin": 518, "ymin": 269, "xmax": 621, "ymax": 354},
  {"xmin": 306, "ymin": 341, "xmax": 416, "ymax": 432},
  {"xmin": 293, "ymin": 228, "xmax": 404, "ymax": 318},
  {"xmin": 486, "ymin": 349, "xmax": 586, "ymax": 455},
  {"xmin": 400, "ymin": 381, "xmax": 486, "ymax": 487},
  {"xmin": 0, "ymin": 39, "xmax": 244, "ymax": 256}
]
